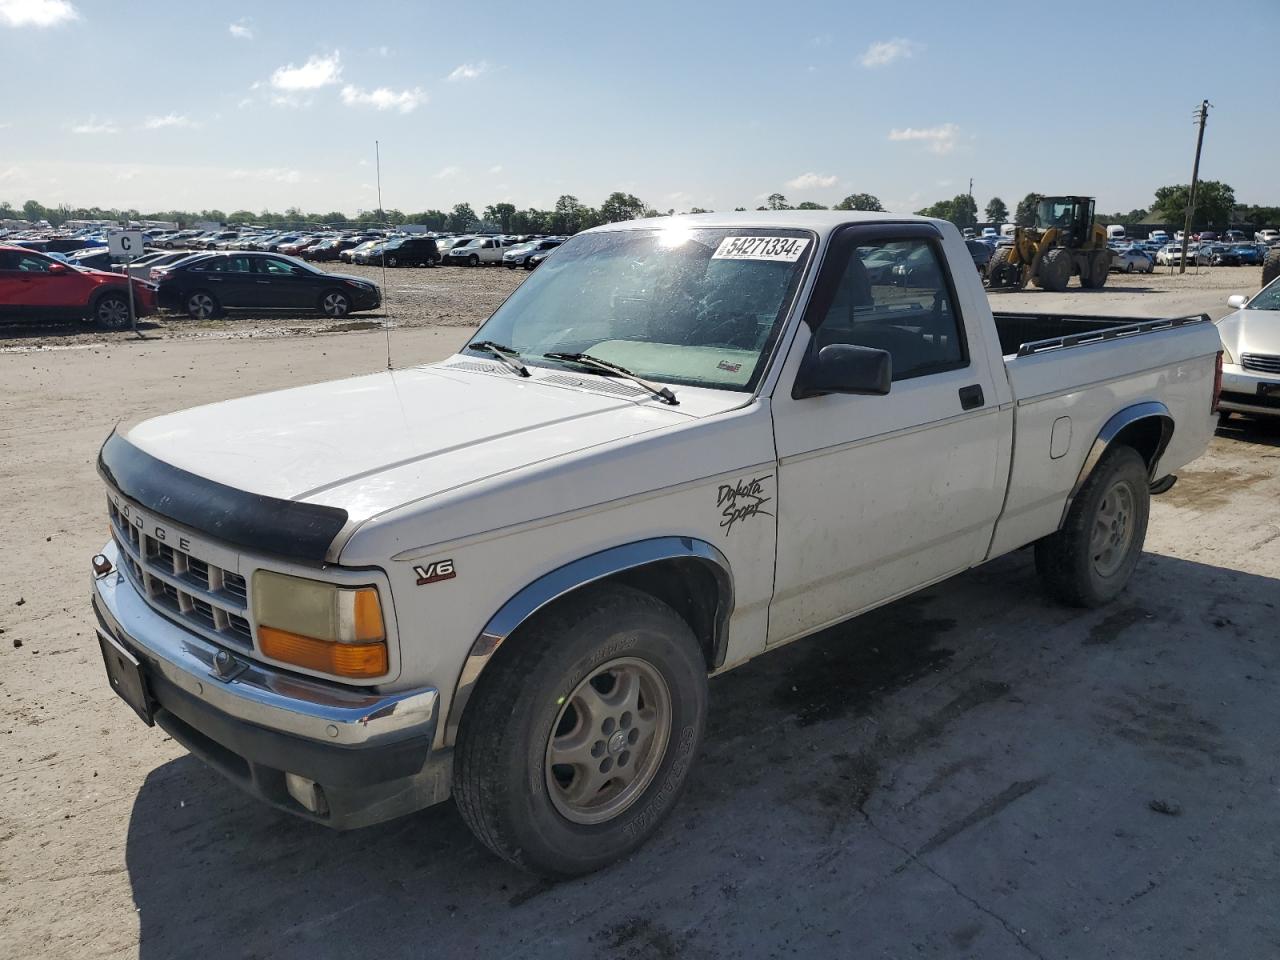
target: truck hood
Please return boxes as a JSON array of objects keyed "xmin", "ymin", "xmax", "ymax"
[{"xmin": 121, "ymin": 361, "xmax": 708, "ymax": 523}]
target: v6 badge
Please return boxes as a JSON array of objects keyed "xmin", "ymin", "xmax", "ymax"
[{"xmin": 414, "ymin": 559, "xmax": 456, "ymax": 585}]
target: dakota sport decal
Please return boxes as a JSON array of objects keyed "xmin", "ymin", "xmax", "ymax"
[{"xmin": 717, "ymin": 475, "xmax": 774, "ymax": 536}]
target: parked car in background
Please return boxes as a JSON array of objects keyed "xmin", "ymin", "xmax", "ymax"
[
  {"xmin": 1209, "ymin": 244, "xmax": 1241, "ymax": 267},
  {"xmin": 1224, "ymin": 230, "xmax": 1247, "ymax": 243},
  {"xmin": 503, "ymin": 237, "xmax": 563, "ymax": 269},
  {"xmin": 1112, "ymin": 247, "xmax": 1155, "ymax": 273},
  {"xmin": 65, "ymin": 248, "xmax": 119, "ymax": 272},
  {"xmin": 1156, "ymin": 243, "xmax": 1211, "ymax": 267},
  {"xmin": 1233, "ymin": 244, "xmax": 1265, "ymax": 266},
  {"xmin": 445, "ymin": 236, "xmax": 507, "ymax": 266},
  {"xmin": 380, "ymin": 236, "xmax": 440, "ymax": 267},
  {"xmin": 1148, "ymin": 230, "xmax": 1170, "ymax": 246},
  {"xmin": 1254, "ymin": 229, "xmax": 1278, "ymax": 244},
  {"xmin": 151, "ymin": 252, "xmax": 380, "ymax": 319},
  {"xmin": 525, "ymin": 249, "xmax": 553, "ymax": 270},
  {"xmin": 1217, "ymin": 276, "xmax": 1280, "ymax": 419},
  {"xmin": 964, "ymin": 238, "xmax": 992, "ymax": 273},
  {"xmin": 305, "ymin": 238, "xmax": 361, "ymax": 262},
  {"xmin": 352, "ymin": 240, "xmax": 392, "ymax": 266},
  {"xmin": 0, "ymin": 244, "xmax": 156, "ymax": 328},
  {"xmin": 340, "ymin": 240, "xmax": 382, "ymax": 263}
]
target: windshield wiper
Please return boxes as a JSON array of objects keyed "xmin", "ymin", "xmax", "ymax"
[
  {"xmin": 543, "ymin": 352, "xmax": 678, "ymax": 405},
  {"xmin": 466, "ymin": 340, "xmax": 529, "ymax": 377}
]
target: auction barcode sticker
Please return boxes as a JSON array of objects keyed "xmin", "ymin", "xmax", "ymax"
[{"xmin": 712, "ymin": 236, "xmax": 810, "ymax": 262}]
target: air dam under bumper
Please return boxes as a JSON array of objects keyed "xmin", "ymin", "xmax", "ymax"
[{"xmin": 91, "ymin": 543, "xmax": 450, "ymax": 829}]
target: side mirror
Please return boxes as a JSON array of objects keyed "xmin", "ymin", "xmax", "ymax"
[
  {"xmin": 1227, "ymin": 294, "xmax": 1247, "ymax": 309},
  {"xmin": 795, "ymin": 344, "xmax": 892, "ymax": 399},
  {"xmin": 47, "ymin": 263, "xmax": 68, "ymax": 275}
]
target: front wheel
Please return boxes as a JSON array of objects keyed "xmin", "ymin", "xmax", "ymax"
[
  {"xmin": 387, "ymin": 255, "xmax": 399, "ymax": 267},
  {"xmin": 454, "ymin": 584, "xmax": 707, "ymax": 877},
  {"xmin": 94, "ymin": 293, "xmax": 131, "ymax": 330},
  {"xmin": 468, "ymin": 254, "xmax": 479, "ymax": 267},
  {"xmin": 1035, "ymin": 445, "xmax": 1150, "ymax": 607},
  {"xmin": 320, "ymin": 290, "xmax": 351, "ymax": 317}
]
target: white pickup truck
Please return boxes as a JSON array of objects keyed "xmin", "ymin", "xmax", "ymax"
[{"xmin": 91, "ymin": 212, "xmax": 1222, "ymax": 877}]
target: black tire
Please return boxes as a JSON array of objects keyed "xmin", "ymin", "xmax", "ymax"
[
  {"xmin": 185, "ymin": 290, "xmax": 219, "ymax": 320},
  {"xmin": 1082, "ymin": 250, "xmax": 1110, "ymax": 289},
  {"xmin": 1034, "ymin": 445, "xmax": 1150, "ymax": 608},
  {"xmin": 454, "ymin": 583, "xmax": 708, "ymax": 877},
  {"xmin": 387, "ymin": 255, "xmax": 399, "ymax": 267},
  {"xmin": 468, "ymin": 254, "xmax": 479, "ymax": 267},
  {"xmin": 1126, "ymin": 262, "xmax": 1135, "ymax": 273},
  {"xmin": 985, "ymin": 246, "xmax": 1015, "ymax": 288},
  {"xmin": 1036, "ymin": 248, "xmax": 1073, "ymax": 291},
  {"xmin": 319, "ymin": 289, "xmax": 351, "ymax": 317},
  {"xmin": 93, "ymin": 292, "xmax": 131, "ymax": 330},
  {"xmin": 1263, "ymin": 249, "xmax": 1280, "ymax": 288}
]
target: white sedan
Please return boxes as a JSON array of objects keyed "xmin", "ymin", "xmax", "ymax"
[
  {"xmin": 1216, "ymin": 277, "xmax": 1280, "ymax": 419},
  {"xmin": 1111, "ymin": 247, "xmax": 1154, "ymax": 273}
]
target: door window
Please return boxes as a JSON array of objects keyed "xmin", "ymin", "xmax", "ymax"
[
  {"xmin": 811, "ymin": 239, "xmax": 967, "ymax": 381},
  {"xmin": 0, "ymin": 251, "xmax": 55, "ymax": 272},
  {"xmin": 257, "ymin": 257, "xmax": 306, "ymax": 276},
  {"xmin": 206, "ymin": 256, "xmax": 253, "ymax": 273}
]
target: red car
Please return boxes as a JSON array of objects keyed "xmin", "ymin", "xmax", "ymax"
[{"xmin": 0, "ymin": 244, "xmax": 156, "ymax": 329}]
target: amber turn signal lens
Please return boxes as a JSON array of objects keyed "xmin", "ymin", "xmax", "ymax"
[
  {"xmin": 352, "ymin": 587, "xmax": 385, "ymax": 643},
  {"xmin": 259, "ymin": 626, "xmax": 388, "ymax": 679}
]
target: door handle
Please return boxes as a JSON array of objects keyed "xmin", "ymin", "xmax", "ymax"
[{"xmin": 958, "ymin": 384, "xmax": 984, "ymax": 410}]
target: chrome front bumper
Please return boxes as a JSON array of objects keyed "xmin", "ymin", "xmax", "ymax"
[
  {"xmin": 1220, "ymin": 364, "xmax": 1280, "ymax": 416},
  {"xmin": 91, "ymin": 540, "xmax": 438, "ymax": 748}
]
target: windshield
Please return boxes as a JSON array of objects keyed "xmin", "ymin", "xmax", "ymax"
[
  {"xmin": 1248, "ymin": 278, "xmax": 1280, "ymax": 310},
  {"xmin": 468, "ymin": 226, "xmax": 814, "ymax": 392}
]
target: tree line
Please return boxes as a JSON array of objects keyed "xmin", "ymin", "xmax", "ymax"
[{"xmin": 4, "ymin": 184, "xmax": 1274, "ymax": 234}]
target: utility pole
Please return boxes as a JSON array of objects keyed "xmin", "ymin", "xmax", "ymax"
[
  {"xmin": 1179, "ymin": 100, "xmax": 1211, "ymax": 275},
  {"xmin": 968, "ymin": 177, "xmax": 975, "ymax": 225}
]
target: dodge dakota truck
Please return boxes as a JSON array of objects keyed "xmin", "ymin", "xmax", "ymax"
[{"xmin": 91, "ymin": 212, "xmax": 1222, "ymax": 877}]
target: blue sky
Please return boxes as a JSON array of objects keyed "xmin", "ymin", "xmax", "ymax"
[{"xmin": 1, "ymin": 0, "xmax": 1276, "ymax": 217}]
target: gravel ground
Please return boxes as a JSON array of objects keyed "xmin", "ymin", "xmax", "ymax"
[{"xmin": 1, "ymin": 266, "xmax": 1278, "ymax": 959}]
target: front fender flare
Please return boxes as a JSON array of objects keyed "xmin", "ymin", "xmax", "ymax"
[{"xmin": 442, "ymin": 536, "xmax": 734, "ymax": 746}]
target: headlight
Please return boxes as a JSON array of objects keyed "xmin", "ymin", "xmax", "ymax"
[
  {"xmin": 252, "ymin": 571, "xmax": 388, "ymax": 679},
  {"xmin": 1220, "ymin": 341, "xmax": 1235, "ymax": 365}
]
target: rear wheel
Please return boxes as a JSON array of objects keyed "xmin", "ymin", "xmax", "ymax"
[
  {"xmin": 1082, "ymin": 250, "xmax": 1110, "ymax": 289},
  {"xmin": 320, "ymin": 290, "xmax": 351, "ymax": 317},
  {"xmin": 985, "ymin": 246, "xmax": 1019, "ymax": 288},
  {"xmin": 186, "ymin": 290, "xmax": 219, "ymax": 320},
  {"xmin": 454, "ymin": 584, "xmax": 707, "ymax": 877},
  {"xmin": 94, "ymin": 293, "xmax": 131, "ymax": 330},
  {"xmin": 387, "ymin": 255, "xmax": 399, "ymax": 267},
  {"xmin": 1035, "ymin": 445, "xmax": 1150, "ymax": 607}
]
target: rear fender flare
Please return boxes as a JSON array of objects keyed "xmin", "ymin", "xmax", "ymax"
[
  {"xmin": 1060, "ymin": 401, "xmax": 1173, "ymax": 525},
  {"xmin": 442, "ymin": 537, "xmax": 734, "ymax": 746}
]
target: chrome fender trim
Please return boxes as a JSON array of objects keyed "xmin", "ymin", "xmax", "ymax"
[
  {"xmin": 1061, "ymin": 400, "xmax": 1173, "ymax": 525},
  {"xmin": 443, "ymin": 537, "xmax": 734, "ymax": 745}
]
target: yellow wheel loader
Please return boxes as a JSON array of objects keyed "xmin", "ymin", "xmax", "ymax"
[{"xmin": 986, "ymin": 196, "xmax": 1112, "ymax": 292}]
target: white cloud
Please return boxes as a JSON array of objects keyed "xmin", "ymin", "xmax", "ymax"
[
  {"xmin": 270, "ymin": 51, "xmax": 341, "ymax": 91},
  {"xmin": 785, "ymin": 172, "xmax": 838, "ymax": 190},
  {"xmin": 488, "ymin": 164, "xmax": 503, "ymax": 174},
  {"xmin": 860, "ymin": 38, "xmax": 920, "ymax": 68},
  {"xmin": 340, "ymin": 84, "xmax": 427, "ymax": 113},
  {"xmin": 888, "ymin": 122, "xmax": 960, "ymax": 155},
  {"xmin": 228, "ymin": 19, "xmax": 251, "ymax": 39},
  {"xmin": 143, "ymin": 113, "xmax": 198, "ymax": 129},
  {"xmin": 116, "ymin": 169, "xmax": 139, "ymax": 181},
  {"xmin": 0, "ymin": 0, "xmax": 78, "ymax": 28},
  {"xmin": 434, "ymin": 166, "xmax": 460, "ymax": 179},
  {"xmin": 0, "ymin": 164, "xmax": 25, "ymax": 181},
  {"xmin": 70, "ymin": 117, "xmax": 117, "ymax": 134},
  {"xmin": 445, "ymin": 61, "xmax": 488, "ymax": 82},
  {"xmin": 229, "ymin": 167, "xmax": 301, "ymax": 184},
  {"xmin": 0, "ymin": 122, "xmax": 11, "ymax": 130}
]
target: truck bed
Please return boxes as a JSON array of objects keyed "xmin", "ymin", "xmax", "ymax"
[{"xmin": 992, "ymin": 311, "xmax": 1211, "ymax": 358}]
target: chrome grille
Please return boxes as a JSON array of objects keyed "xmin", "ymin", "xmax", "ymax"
[
  {"xmin": 1241, "ymin": 353, "xmax": 1280, "ymax": 375},
  {"xmin": 108, "ymin": 500, "xmax": 252, "ymax": 650}
]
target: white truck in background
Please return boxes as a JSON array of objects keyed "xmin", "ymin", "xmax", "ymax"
[{"xmin": 91, "ymin": 212, "xmax": 1221, "ymax": 877}]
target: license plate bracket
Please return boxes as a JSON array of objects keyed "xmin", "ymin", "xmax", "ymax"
[
  {"xmin": 98, "ymin": 630, "xmax": 154, "ymax": 725},
  {"xmin": 1258, "ymin": 382, "xmax": 1280, "ymax": 399}
]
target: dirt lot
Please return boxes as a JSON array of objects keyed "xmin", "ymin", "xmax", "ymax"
[{"xmin": 2, "ymin": 266, "xmax": 1278, "ymax": 959}]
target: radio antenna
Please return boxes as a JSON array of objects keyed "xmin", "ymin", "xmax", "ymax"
[{"xmin": 376, "ymin": 139, "xmax": 393, "ymax": 370}]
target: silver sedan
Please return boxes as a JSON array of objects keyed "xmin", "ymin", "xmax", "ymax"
[
  {"xmin": 1216, "ymin": 277, "xmax": 1280, "ymax": 419},
  {"xmin": 1111, "ymin": 247, "xmax": 1154, "ymax": 273}
]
